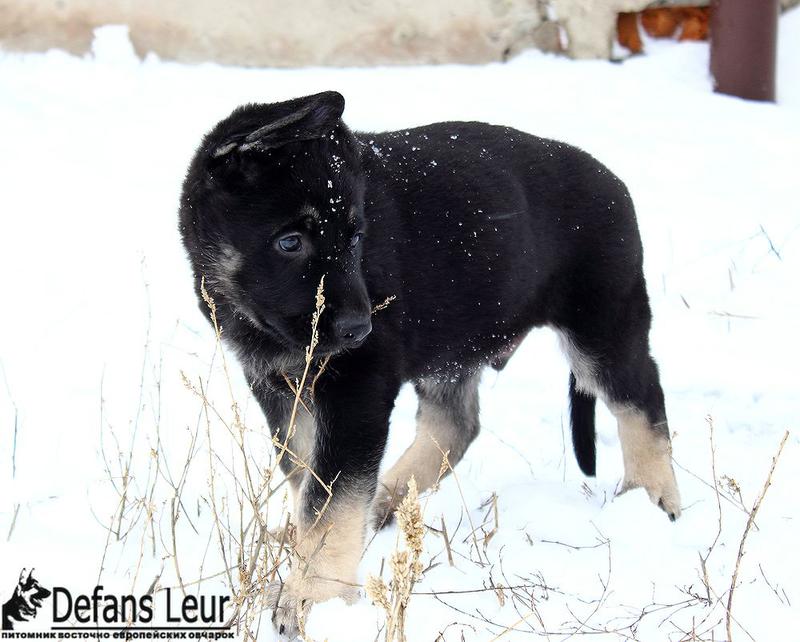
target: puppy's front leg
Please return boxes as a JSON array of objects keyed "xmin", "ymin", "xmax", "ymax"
[
  {"xmin": 267, "ymin": 495, "xmax": 365, "ymax": 638},
  {"xmin": 268, "ymin": 366, "xmax": 399, "ymax": 638}
]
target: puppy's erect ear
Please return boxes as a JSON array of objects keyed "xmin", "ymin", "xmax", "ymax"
[{"xmin": 212, "ymin": 91, "xmax": 345, "ymax": 158}]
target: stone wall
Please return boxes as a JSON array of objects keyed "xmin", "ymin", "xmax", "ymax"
[
  {"xmin": 0, "ymin": 0, "xmax": 552, "ymax": 65},
  {"xmin": 0, "ymin": 0, "xmax": 795, "ymax": 65}
]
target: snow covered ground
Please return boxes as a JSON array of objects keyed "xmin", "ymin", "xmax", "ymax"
[{"xmin": 1, "ymin": 10, "xmax": 798, "ymax": 641}]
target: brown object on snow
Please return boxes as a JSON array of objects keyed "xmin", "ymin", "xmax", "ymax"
[
  {"xmin": 617, "ymin": 12, "xmax": 643, "ymax": 53},
  {"xmin": 618, "ymin": 6, "xmax": 712, "ymax": 54},
  {"xmin": 679, "ymin": 7, "xmax": 711, "ymax": 41},
  {"xmin": 641, "ymin": 8, "xmax": 681, "ymax": 38}
]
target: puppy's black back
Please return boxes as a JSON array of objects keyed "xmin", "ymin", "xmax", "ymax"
[{"xmin": 358, "ymin": 122, "xmax": 643, "ymax": 380}]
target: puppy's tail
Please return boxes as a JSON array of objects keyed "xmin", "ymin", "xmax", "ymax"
[{"xmin": 569, "ymin": 373, "xmax": 596, "ymax": 476}]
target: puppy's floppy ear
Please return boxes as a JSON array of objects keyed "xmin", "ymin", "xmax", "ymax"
[{"xmin": 213, "ymin": 91, "xmax": 345, "ymax": 158}]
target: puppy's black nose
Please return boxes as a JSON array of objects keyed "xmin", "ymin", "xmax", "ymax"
[{"xmin": 334, "ymin": 315, "xmax": 372, "ymax": 345}]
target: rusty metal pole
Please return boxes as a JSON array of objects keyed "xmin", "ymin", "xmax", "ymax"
[{"xmin": 710, "ymin": 0, "xmax": 779, "ymax": 102}]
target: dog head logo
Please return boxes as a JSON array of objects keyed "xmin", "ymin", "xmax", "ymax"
[{"xmin": 1, "ymin": 568, "xmax": 51, "ymax": 631}]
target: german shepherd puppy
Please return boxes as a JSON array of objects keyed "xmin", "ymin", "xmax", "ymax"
[
  {"xmin": 2, "ymin": 569, "xmax": 51, "ymax": 630},
  {"xmin": 179, "ymin": 91, "xmax": 680, "ymax": 637}
]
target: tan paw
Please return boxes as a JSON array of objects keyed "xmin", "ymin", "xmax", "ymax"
[
  {"xmin": 618, "ymin": 467, "xmax": 682, "ymax": 521},
  {"xmin": 614, "ymin": 411, "xmax": 682, "ymax": 521},
  {"xmin": 266, "ymin": 573, "xmax": 359, "ymax": 639},
  {"xmin": 265, "ymin": 581, "xmax": 304, "ymax": 640}
]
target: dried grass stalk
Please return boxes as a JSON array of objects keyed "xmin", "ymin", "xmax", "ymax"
[{"xmin": 367, "ymin": 476, "xmax": 425, "ymax": 642}]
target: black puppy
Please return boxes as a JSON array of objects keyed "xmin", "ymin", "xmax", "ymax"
[
  {"xmin": 179, "ymin": 91, "xmax": 680, "ymax": 636},
  {"xmin": 2, "ymin": 569, "xmax": 51, "ymax": 630}
]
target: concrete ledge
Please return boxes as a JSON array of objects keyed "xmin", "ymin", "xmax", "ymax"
[
  {"xmin": 0, "ymin": 0, "xmax": 795, "ymax": 65},
  {"xmin": 0, "ymin": 0, "xmax": 552, "ymax": 66}
]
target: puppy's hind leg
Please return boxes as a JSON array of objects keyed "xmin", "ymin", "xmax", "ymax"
[
  {"xmin": 606, "ymin": 353, "xmax": 681, "ymax": 520},
  {"xmin": 374, "ymin": 372, "xmax": 481, "ymax": 528},
  {"xmin": 561, "ymin": 310, "xmax": 681, "ymax": 520}
]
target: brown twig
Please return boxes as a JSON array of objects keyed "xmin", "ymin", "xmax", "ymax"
[
  {"xmin": 699, "ymin": 416, "xmax": 723, "ymax": 602},
  {"xmin": 725, "ymin": 430, "xmax": 789, "ymax": 641},
  {"xmin": 372, "ymin": 295, "xmax": 397, "ymax": 314},
  {"xmin": 440, "ymin": 515, "xmax": 454, "ymax": 567}
]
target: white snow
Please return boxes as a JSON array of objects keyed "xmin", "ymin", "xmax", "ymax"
[{"xmin": 1, "ymin": 12, "xmax": 799, "ymax": 641}]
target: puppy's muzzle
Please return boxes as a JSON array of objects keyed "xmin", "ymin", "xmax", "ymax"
[{"xmin": 334, "ymin": 314, "xmax": 372, "ymax": 346}]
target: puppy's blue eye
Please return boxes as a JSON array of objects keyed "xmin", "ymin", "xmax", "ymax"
[
  {"xmin": 278, "ymin": 234, "xmax": 302, "ymax": 253},
  {"xmin": 351, "ymin": 232, "xmax": 364, "ymax": 248}
]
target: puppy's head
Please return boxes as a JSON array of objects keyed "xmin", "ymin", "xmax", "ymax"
[{"xmin": 180, "ymin": 91, "xmax": 372, "ymax": 355}]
